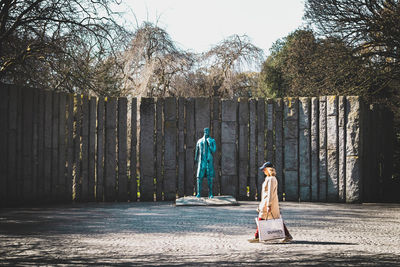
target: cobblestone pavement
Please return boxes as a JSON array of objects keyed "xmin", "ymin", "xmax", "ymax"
[{"xmin": 0, "ymin": 201, "xmax": 399, "ymax": 266}]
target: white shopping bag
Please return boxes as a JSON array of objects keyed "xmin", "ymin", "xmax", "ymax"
[{"xmin": 255, "ymin": 217, "xmax": 285, "ymax": 241}]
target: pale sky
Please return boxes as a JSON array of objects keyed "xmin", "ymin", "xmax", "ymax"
[{"xmin": 117, "ymin": 0, "xmax": 305, "ymax": 56}]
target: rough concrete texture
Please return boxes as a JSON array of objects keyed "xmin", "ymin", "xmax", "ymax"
[{"xmin": 1, "ymin": 202, "xmax": 399, "ymax": 266}]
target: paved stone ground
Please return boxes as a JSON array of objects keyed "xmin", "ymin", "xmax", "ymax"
[{"xmin": 0, "ymin": 201, "xmax": 399, "ymax": 266}]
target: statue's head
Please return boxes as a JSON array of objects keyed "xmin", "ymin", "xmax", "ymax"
[{"xmin": 204, "ymin": 127, "xmax": 210, "ymax": 138}]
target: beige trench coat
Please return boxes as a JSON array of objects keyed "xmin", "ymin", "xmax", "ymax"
[{"xmin": 258, "ymin": 176, "xmax": 281, "ymax": 219}]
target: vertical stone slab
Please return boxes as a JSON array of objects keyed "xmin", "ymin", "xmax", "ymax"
[
  {"xmin": 118, "ymin": 97, "xmax": 128, "ymax": 202},
  {"xmin": 164, "ymin": 97, "xmax": 177, "ymax": 201},
  {"xmin": 248, "ymin": 99, "xmax": 257, "ymax": 200},
  {"xmin": 266, "ymin": 99, "xmax": 274, "ymax": 163},
  {"xmin": 345, "ymin": 96, "xmax": 362, "ymax": 203},
  {"xmin": 195, "ymin": 97, "xmax": 211, "ymax": 197},
  {"xmin": 382, "ymin": 108, "xmax": 394, "ymax": 202},
  {"xmin": 16, "ymin": 87, "xmax": 23, "ymax": 201},
  {"xmin": 88, "ymin": 97, "xmax": 96, "ymax": 201},
  {"xmin": 80, "ymin": 96, "xmax": 89, "ymax": 201},
  {"xmin": 177, "ymin": 98, "xmax": 185, "ymax": 197},
  {"xmin": 338, "ymin": 96, "xmax": 346, "ymax": 202},
  {"xmin": 284, "ymin": 97, "xmax": 299, "ymax": 201},
  {"xmin": 0, "ymin": 85, "xmax": 8, "ymax": 203},
  {"xmin": 58, "ymin": 93, "xmax": 67, "ymax": 200},
  {"xmin": 22, "ymin": 89, "xmax": 34, "ymax": 201},
  {"xmin": 211, "ymin": 97, "xmax": 221, "ymax": 196},
  {"xmin": 185, "ymin": 98, "xmax": 195, "ymax": 196},
  {"xmin": 361, "ymin": 104, "xmax": 373, "ymax": 202},
  {"xmin": 319, "ymin": 96, "xmax": 327, "ymax": 202},
  {"xmin": 104, "ymin": 97, "xmax": 117, "ymax": 202},
  {"xmin": 129, "ymin": 98, "xmax": 138, "ymax": 202},
  {"xmin": 37, "ymin": 90, "xmax": 45, "ymax": 201},
  {"xmin": 7, "ymin": 87, "xmax": 18, "ymax": 202},
  {"xmin": 44, "ymin": 91, "xmax": 53, "ymax": 200},
  {"xmin": 96, "ymin": 98, "xmax": 105, "ymax": 201},
  {"xmin": 274, "ymin": 99, "xmax": 284, "ymax": 199},
  {"xmin": 310, "ymin": 97, "xmax": 319, "ymax": 201},
  {"xmin": 299, "ymin": 97, "xmax": 311, "ymax": 202},
  {"xmin": 51, "ymin": 92, "xmax": 60, "ymax": 200},
  {"xmin": 139, "ymin": 98, "xmax": 155, "ymax": 201},
  {"xmin": 238, "ymin": 98, "xmax": 249, "ymax": 200},
  {"xmin": 31, "ymin": 89, "xmax": 39, "ymax": 201},
  {"xmin": 221, "ymin": 99, "xmax": 238, "ymax": 197},
  {"xmin": 256, "ymin": 99, "xmax": 265, "ymax": 200},
  {"xmin": 66, "ymin": 94, "xmax": 74, "ymax": 201},
  {"xmin": 327, "ymin": 96, "xmax": 339, "ymax": 202},
  {"xmin": 155, "ymin": 98, "xmax": 164, "ymax": 201}
]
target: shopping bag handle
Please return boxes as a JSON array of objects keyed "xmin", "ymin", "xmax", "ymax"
[{"xmin": 266, "ymin": 209, "xmax": 276, "ymax": 220}]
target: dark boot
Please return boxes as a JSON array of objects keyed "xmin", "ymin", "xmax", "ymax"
[{"xmin": 196, "ymin": 177, "xmax": 202, "ymax": 198}]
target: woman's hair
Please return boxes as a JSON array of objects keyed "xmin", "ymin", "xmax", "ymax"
[{"xmin": 265, "ymin": 167, "xmax": 276, "ymax": 177}]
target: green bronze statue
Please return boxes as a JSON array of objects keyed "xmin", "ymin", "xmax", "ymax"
[{"xmin": 195, "ymin": 127, "xmax": 216, "ymax": 198}]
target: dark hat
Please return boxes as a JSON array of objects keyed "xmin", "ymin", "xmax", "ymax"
[{"xmin": 259, "ymin": 161, "xmax": 273, "ymax": 170}]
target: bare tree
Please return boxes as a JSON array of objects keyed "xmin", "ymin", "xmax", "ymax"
[
  {"xmin": 201, "ymin": 34, "xmax": 264, "ymax": 97},
  {"xmin": 122, "ymin": 22, "xmax": 194, "ymax": 97},
  {"xmin": 0, "ymin": 0, "xmax": 130, "ymax": 94},
  {"xmin": 304, "ymin": 0, "xmax": 400, "ymax": 79}
]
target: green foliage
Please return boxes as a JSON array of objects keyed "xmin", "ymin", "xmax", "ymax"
[{"xmin": 257, "ymin": 29, "xmax": 382, "ymax": 101}]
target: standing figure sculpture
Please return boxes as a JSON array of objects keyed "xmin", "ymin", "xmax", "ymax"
[{"xmin": 195, "ymin": 128, "xmax": 216, "ymax": 198}]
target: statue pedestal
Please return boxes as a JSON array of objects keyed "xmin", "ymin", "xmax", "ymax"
[{"xmin": 175, "ymin": 195, "xmax": 238, "ymax": 206}]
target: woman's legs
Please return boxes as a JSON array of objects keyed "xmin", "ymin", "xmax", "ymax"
[{"xmin": 254, "ymin": 218, "xmax": 263, "ymax": 239}]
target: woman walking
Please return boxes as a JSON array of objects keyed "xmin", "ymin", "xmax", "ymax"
[{"xmin": 249, "ymin": 161, "xmax": 293, "ymax": 243}]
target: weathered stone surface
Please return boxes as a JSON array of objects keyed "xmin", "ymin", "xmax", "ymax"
[
  {"xmin": 266, "ymin": 100, "xmax": 274, "ymax": 163},
  {"xmin": 299, "ymin": 97, "xmax": 311, "ymax": 202},
  {"xmin": 256, "ymin": 99, "xmax": 265, "ymax": 199},
  {"xmin": 284, "ymin": 139, "xmax": 298, "ymax": 171},
  {"xmin": 274, "ymin": 99, "xmax": 284, "ymax": 198},
  {"xmin": 164, "ymin": 98, "xmax": 177, "ymax": 201},
  {"xmin": 221, "ymin": 121, "xmax": 236, "ymax": 143},
  {"xmin": 284, "ymin": 170, "xmax": 298, "ymax": 201},
  {"xmin": 248, "ymin": 99, "xmax": 257, "ymax": 200},
  {"xmin": 326, "ymin": 96, "xmax": 339, "ymax": 202},
  {"xmin": 139, "ymin": 98, "xmax": 155, "ymax": 201},
  {"xmin": 346, "ymin": 155, "xmax": 362, "ymax": 203},
  {"xmin": 238, "ymin": 98, "xmax": 249, "ymax": 200},
  {"xmin": 327, "ymin": 149, "xmax": 339, "ymax": 202},
  {"xmin": 327, "ymin": 116, "xmax": 338, "ymax": 150},
  {"xmin": 185, "ymin": 98, "xmax": 196, "ymax": 197},
  {"xmin": 221, "ymin": 144, "xmax": 237, "ymax": 176},
  {"xmin": 177, "ymin": 98, "xmax": 185, "ymax": 198},
  {"xmin": 221, "ymin": 99, "xmax": 237, "ymax": 122},
  {"xmin": 327, "ymin": 95, "xmax": 338, "ymax": 116},
  {"xmin": 105, "ymin": 97, "xmax": 117, "ymax": 202},
  {"xmin": 345, "ymin": 96, "xmax": 362, "ymax": 203},
  {"xmin": 211, "ymin": 97, "xmax": 221, "ymax": 197},
  {"xmin": 221, "ymin": 99, "xmax": 237, "ymax": 197},
  {"xmin": 299, "ymin": 97, "xmax": 310, "ymax": 129},
  {"xmin": 194, "ymin": 97, "xmax": 210, "ymax": 141},
  {"xmin": 283, "ymin": 97, "xmax": 299, "ymax": 202},
  {"xmin": 319, "ymin": 96, "xmax": 327, "ymax": 202},
  {"xmin": 284, "ymin": 120, "xmax": 299, "ymax": 139},
  {"xmin": 346, "ymin": 97, "xmax": 361, "ymax": 156},
  {"xmin": 155, "ymin": 98, "xmax": 164, "ymax": 201},
  {"xmin": 337, "ymin": 96, "xmax": 346, "ymax": 202},
  {"xmin": 283, "ymin": 97, "xmax": 298, "ymax": 121}
]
